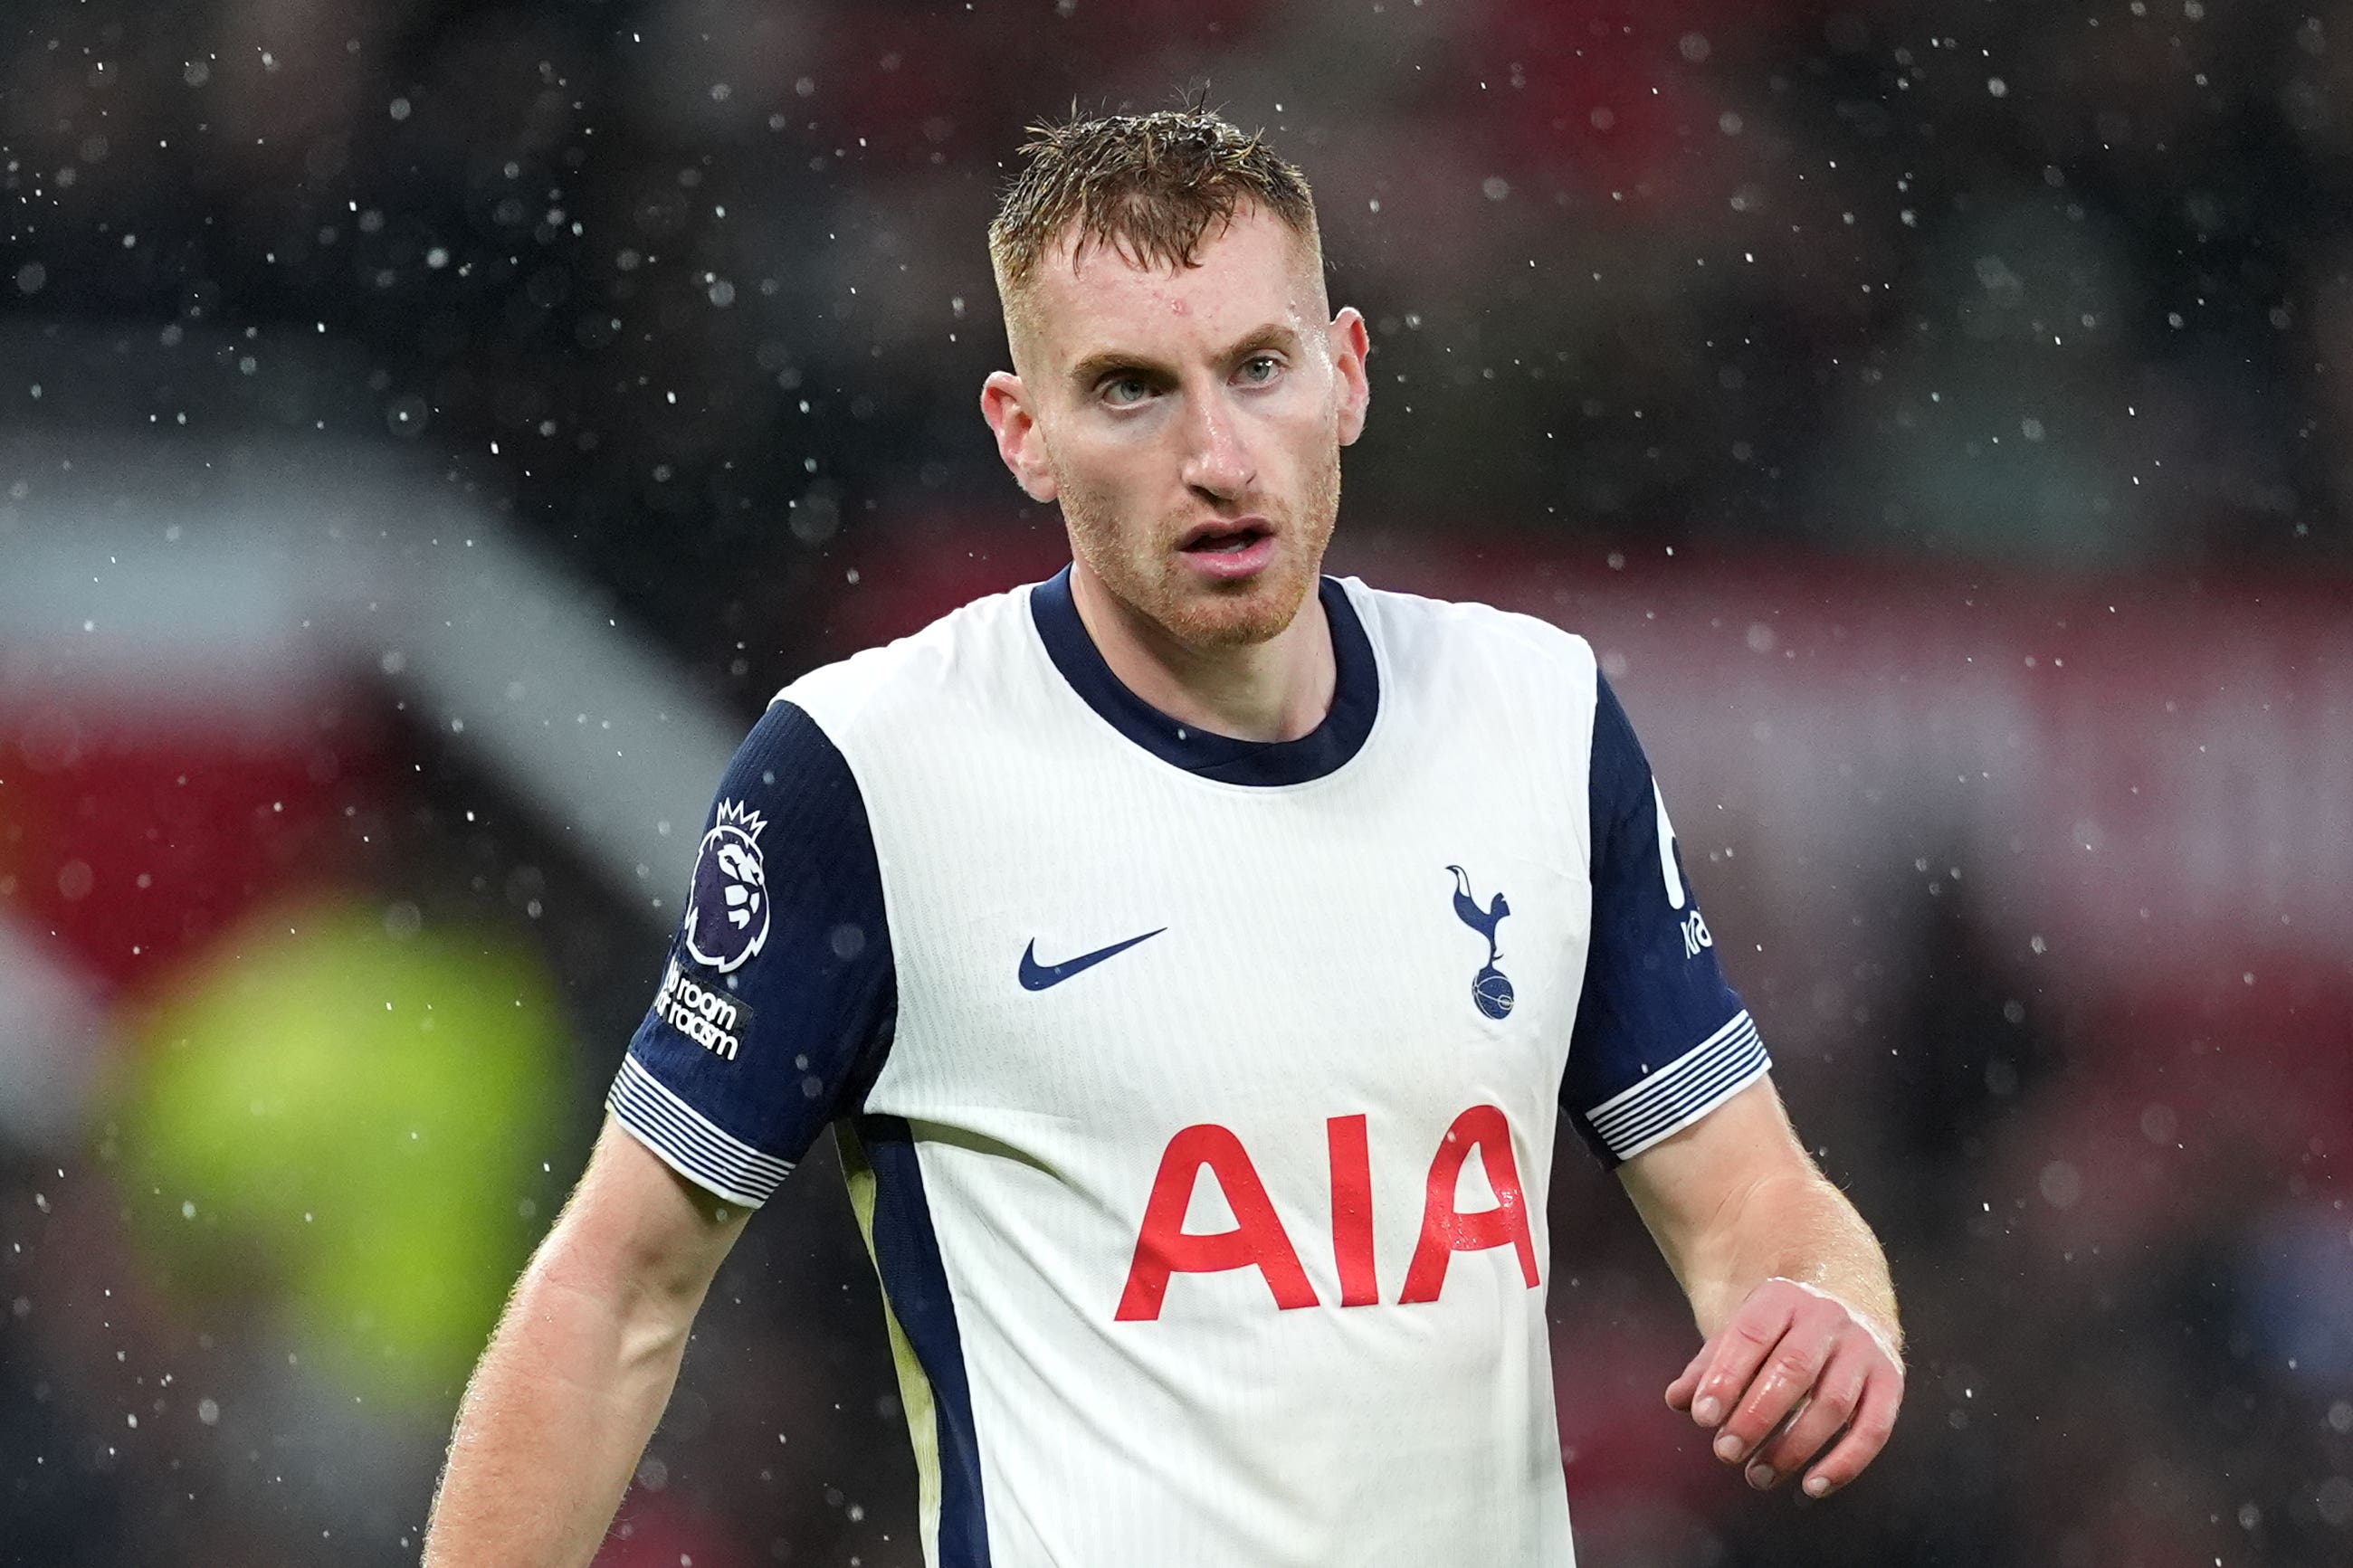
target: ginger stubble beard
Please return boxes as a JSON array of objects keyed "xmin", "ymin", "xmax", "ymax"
[{"xmin": 1052, "ymin": 435, "xmax": 1342, "ymax": 652}]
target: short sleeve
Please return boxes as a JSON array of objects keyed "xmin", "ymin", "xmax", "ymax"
[
  {"xmin": 606, "ymin": 699, "xmax": 895, "ymax": 1207},
  {"xmin": 1561, "ymin": 675, "xmax": 1769, "ymax": 1166}
]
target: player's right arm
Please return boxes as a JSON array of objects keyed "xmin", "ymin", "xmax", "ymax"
[
  {"xmin": 422, "ymin": 1113, "xmax": 748, "ymax": 1567},
  {"xmin": 424, "ymin": 695, "xmax": 896, "ymax": 1563}
]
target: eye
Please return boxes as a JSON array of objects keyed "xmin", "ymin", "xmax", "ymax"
[
  {"xmin": 1239, "ymin": 354, "xmax": 1281, "ymax": 385},
  {"xmin": 1101, "ymin": 374, "xmax": 1152, "ymax": 406}
]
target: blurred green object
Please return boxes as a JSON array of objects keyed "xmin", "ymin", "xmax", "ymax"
[{"xmin": 117, "ymin": 898, "xmax": 567, "ymax": 1411}]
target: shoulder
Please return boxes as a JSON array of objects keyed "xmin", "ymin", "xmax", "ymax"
[
  {"xmin": 1342, "ymin": 578, "xmax": 1597, "ymax": 706},
  {"xmin": 771, "ymin": 583, "xmax": 1038, "ymax": 745}
]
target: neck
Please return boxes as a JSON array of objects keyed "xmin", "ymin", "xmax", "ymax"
[{"xmin": 1069, "ymin": 563, "xmax": 1336, "ymax": 744}]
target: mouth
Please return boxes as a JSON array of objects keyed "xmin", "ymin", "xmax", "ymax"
[
  {"xmin": 1178, "ymin": 518, "xmax": 1274, "ymax": 555},
  {"xmin": 1176, "ymin": 518, "xmax": 1278, "ymax": 582}
]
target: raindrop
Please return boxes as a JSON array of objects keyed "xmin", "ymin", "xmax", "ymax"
[{"xmin": 386, "ymin": 395, "xmax": 430, "ymax": 436}]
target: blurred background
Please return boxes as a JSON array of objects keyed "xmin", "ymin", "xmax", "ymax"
[{"xmin": 2, "ymin": 0, "xmax": 2348, "ymax": 1563}]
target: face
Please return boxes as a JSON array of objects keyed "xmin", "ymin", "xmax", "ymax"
[{"xmin": 982, "ymin": 205, "xmax": 1371, "ymax": 650}]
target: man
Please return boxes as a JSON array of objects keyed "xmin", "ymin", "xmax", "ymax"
[{"xmin": 424, "ymin": 108, "xmax": 1902, "ymax": 1566}]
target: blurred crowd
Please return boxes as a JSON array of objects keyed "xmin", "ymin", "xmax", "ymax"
[
  {"xmin": 3, "ymin": 1, "xmax": 2350, "ymax": 1564},
  {"xmin": 7, "ymin": 0, "xmax": 2350, "ymax": 663}
]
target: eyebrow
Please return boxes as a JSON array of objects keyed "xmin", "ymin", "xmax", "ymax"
[{"xmin": 1066, "ymin": 323, "xmax": 1303, "ymax": 390}]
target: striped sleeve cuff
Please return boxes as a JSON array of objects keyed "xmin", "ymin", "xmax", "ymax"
[
  {"xmin": 1583, "ymin": 1010, "xmax": 1771, "ymax": 1164},
  {"xmin": 607, "ymin": 1054, "xmax": 795, "ymax": 1209}
]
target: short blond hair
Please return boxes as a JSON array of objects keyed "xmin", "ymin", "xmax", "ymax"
[{"xmin": 988, "ymin": 106, "xmax": 1321, "ymax": 317}]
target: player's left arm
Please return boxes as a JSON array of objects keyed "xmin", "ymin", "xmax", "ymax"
[
  {"xmin": 1615, "ymin": 1075, "xmax": 1904, "ymax": 1498},
  {"xmin": 1564, "ymin": 667, "xmax": 1902, "ymax": 1497}
]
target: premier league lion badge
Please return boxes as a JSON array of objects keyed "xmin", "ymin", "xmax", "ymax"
[{"xmin": 683, "ymin": 799, "xmax": 770, "ymax": 974}]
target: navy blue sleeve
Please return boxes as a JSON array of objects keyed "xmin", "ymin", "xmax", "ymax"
[
  {"xmin": 1561, "ymin": 674, "xmax": 1769, "ymax": 1167},
  {"xmin": 606, "ymin": 699, "xmax": 895, "ymax": 1207}
]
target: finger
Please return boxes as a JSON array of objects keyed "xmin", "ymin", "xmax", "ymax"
[
  {"xmin": 1747, "ymin": 1350, "xmax": 1869, "ymax": 1491},
  {"xmin": 1714, "ymin": 1316, "xmax": 1833, "ymax": 1465},
  {"xmin": 1801, "ymin": 1367, "xmax": 1902, "ymax": 1497},
  {"xmin": 1689, "ymin": 1296, "xmax": 1797, "ymax": 1430},
  {"xmin": 1664, "ymin": 1341, "xmax": 1710, "ymax": 1411}
]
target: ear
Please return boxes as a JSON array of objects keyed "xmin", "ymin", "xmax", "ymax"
[
  {"xmin": 1329, "ymin": 307, "xmax": 1371, "ymax": 447},
  {"xmin": 981, "ymin": 371, "xmax": 1060, "ymax": 502}
]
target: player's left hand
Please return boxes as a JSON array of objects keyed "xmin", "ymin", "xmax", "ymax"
[{"xmin": 1664, "ymin": 1277, "xmax": 1903, "ymax": 1499}]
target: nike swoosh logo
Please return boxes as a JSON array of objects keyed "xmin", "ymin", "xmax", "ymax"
[{"xmin": 1019, "ymin": 928, "xmax": 1167, "ymax": 992}]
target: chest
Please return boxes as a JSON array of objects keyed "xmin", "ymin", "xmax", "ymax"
[{"xmin": 861, "ymin": 731, "xmax": 1595, "ymax": 1152}]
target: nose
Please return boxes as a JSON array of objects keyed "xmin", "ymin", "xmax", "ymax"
[{"xmin": 1177, "ymin": 385, "xmax": 1256, "ymax": 502}]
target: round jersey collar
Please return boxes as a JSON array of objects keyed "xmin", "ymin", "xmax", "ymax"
[{"xmin": 1028, "ymin": 565, "xmax": 1379, "ymax": 787}]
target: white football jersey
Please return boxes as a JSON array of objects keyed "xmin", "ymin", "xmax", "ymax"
[{"xmin": 610, "ymin": 569, "xmax": 1768, "ymax": 1567}]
